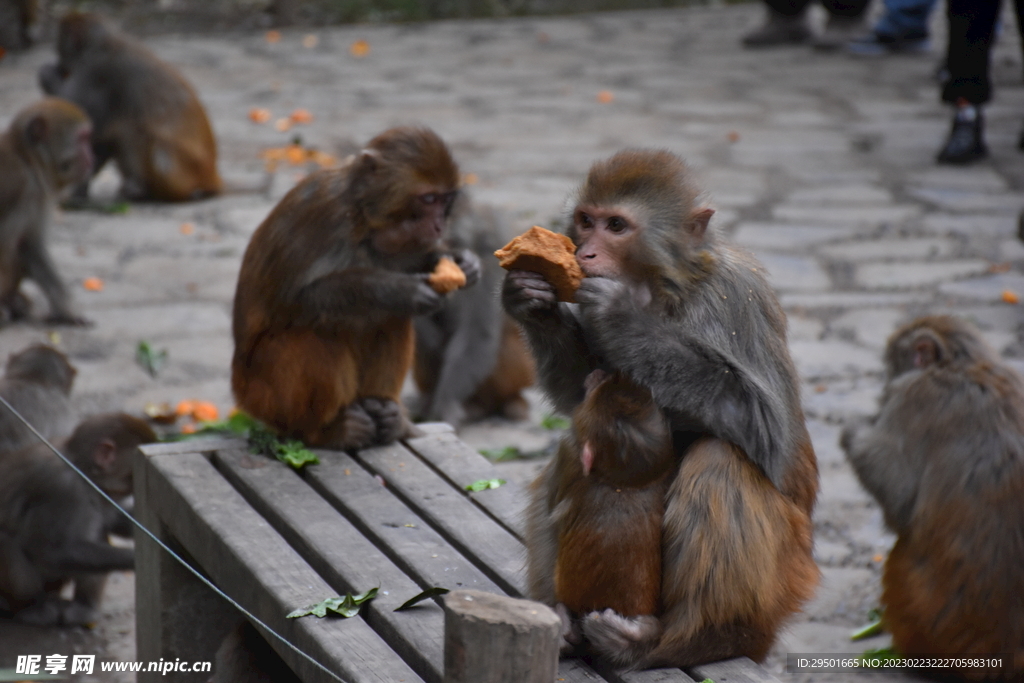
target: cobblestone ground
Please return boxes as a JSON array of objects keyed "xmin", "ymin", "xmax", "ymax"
[{"xmin": 0, "ymin": 3, "xmax": 1023, "ymax": 681}]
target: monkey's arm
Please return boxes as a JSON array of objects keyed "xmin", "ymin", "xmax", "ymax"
[
  {"xmin": 40, "ymin": 540, "xmax": 134, "ymax": 573},
  {"xmin": 295, "ymin": 268, "xmax": 441, "ymax": 320},
  {"xmin": 501, "ymin": 270, "xmax": 595, "ymax": 414},
  {"xmin": 577, "ymin": 278, "xmax": 792, "ymax": 490}
]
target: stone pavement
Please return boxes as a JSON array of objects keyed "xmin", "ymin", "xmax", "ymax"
[{"xmin": 0, "ymin": 2, "xmax": 1023, "ymax": 681}]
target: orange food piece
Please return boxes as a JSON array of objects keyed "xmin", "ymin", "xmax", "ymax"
[
  {"xmin": 596, "ymin": 90, "xmax": 614, "ymax": 104},
  {"xmin": 274, "ymin": 117, "xmax": 292, "ymax": 132},
  {"xmin": 249, "ymin": 108, "xmax": 272, "ymax": 124},
  {"xmin": 265, "ymin": 30, "xmax": 281, "ymax": 44},
  {"xmin": 290, "ymin": 108, "xmax": 314, "ymax": 124},
  {"xmin": 302, "ymin": 34, "xmax": 319, "ymax": 48},
  {"xmin": 180, "ymin": 423, "xmax": 197, "ymax": 435},
  {"xmin": 82, "ymin": 277, "xmax": 104, "ymax": 291},
  {"xmin": 462, "ymin": 172, "xmax": 479, "ymax": 186},
  {"xmin": 180, "ymin": 222, "xmax": 195, "ymax": 235},
  {"xmin": 429, "ymin": 257, "xmax": 467, "ymax": 294},
  {"xmin": 494, "ymin": 226, "xmax": 583, "ymax": 303},
  {"xmin": 350, "ymin": 39, "xmax": 370, "ymax": 57},
  {"xmin": 285, "ymin": 144, "xmax": 306, "ymax": 165},
  {"xmin": 192, "ymin": 401, "xmax": 219, "ymax": 422},
  {"xmin": 176, "ymin": 399, "xmax": 197, "ymax": 417},
  {"xmin": 1002, "ymin": 290, "xmax": 1019, "ymax": 304},
  {"xmin": 308, "ymin": 149, "xmax": 338, "ymax": 168},
  {"xmin": 727, "ymin": 131, "xmax": 741, "ymax": 143}
]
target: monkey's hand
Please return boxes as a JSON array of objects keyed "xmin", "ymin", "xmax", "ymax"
[
  {"xmin": 360, "ymin": 397, "xmax": 404, "ymax": 445},
  {"xmin": 452, "ymin": 248, "xmax": 481, "ymax": 288},
  {"xmin": 576, "ymin": 277, "xmax": 633, "ymax": 343},
  {"xmin": 581, "ymin": 609, "xmax": 661, "ymax": 669},
  {"xmin": 555, "ymin": 603, "xmax": 583, "ymax": 655},
  {"xmin": 502, "ymin": 270, "xmax": 557, "ymax": 322},
  {"xmin": 408, "ymin": 277, "xmax": 445, "ymax": 315}
]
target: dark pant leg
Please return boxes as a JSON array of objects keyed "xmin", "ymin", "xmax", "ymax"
[
  {"xmin": 762, "ymin": 0, "xmax": 813, "ymax": 17},
  {"xmin": 942, "ymin": 0, "xmax": 1001, "ymax": 105},
  {"xmin": 820, "ymin": 0, "xmax": 870, "ymax": 18}
]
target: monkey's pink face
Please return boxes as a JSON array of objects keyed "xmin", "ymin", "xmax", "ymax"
[{"xmin": 572, "ymin": 205, "xmax": 638, "ymax": 278}]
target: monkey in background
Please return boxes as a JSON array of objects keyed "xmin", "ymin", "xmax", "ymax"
[
  {"xmin": 0, "ymin": 0, "xmax": 36, "ymax": 51},
  {"xmin": 39, "ymin": 12, "xmax": 222, "ymax": 202},
  {"xmin": 0, "ymin": 413, "xmax": 155, "ymax": 626},
  {"xmin": 413, "ymin": 199, "xmax": 535, "ymax": 427},
  {"xmin": 0, "ymin": 344, "xmax": 77, "ymax": 455},
  {"xmin": 232, "ymin": 127, "xmax": 480, "ymax": 450},
  {"xmin": 0, "ymin": 98, "xmax": 94, "ymax": 325},
  {"xmin": 508, "ymin": 149, "xmax": 818, "ymax": 668},
  {"xmin": 842, "ymin": 315, "xmax": 1024, "ymax": 680},
  {"xmin": 550, "ymin": 369, "xmax": 676, "ymax": 652}
]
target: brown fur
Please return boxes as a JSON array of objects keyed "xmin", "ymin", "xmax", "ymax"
[
  {"xmin": 233, "ymin": 127, "xmax": 465, "ymax": 448},
  {"xmin": 39, "ymin": 13, "xmax": 221, "ymax": 202},
  {"xmin": 843, "ymin": 315, "xmax": 1024, "ymax": 680}
]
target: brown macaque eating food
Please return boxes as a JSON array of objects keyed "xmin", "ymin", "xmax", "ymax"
[
  {"xmin": 0, "ymin": 344, "xmax": 77, "ymax": 455},
  {"xmin": 508, "ymin": 149, "xmax": 818, "ymax": 669},
  {"xmin": 841, "ymin": 315, "xmax": 1024, "ymax": 680},
  {"xmin": 413, "ymin": 200, "xmax": 536, "ymax": 426},
  {"xmin": 232, "ymin": 127, "xmax": 479, "ymax": 449},
  {"xmin": 0, "ymin": 413, "xmax": 155, "ymax": 626},
  {"xmin": 551, "ymin": 369, "xmax": 675, "ymax": 651},
  {"xmin": 0, "ymin": 98, "xmax": 94, "ymax": 325},
  {"xmin": 38, "ymin": 12, "xmax": 222, "ymax": 202}
]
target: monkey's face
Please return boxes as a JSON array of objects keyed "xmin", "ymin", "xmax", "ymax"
[
  {"xmin": 55, "ymin": 122, "xmax": 94, "ymax": 189},
  {"xmin": 571, "ymin": 204, "xmax": 643, "ymax": 279},
  {"xmin": 372, "ymin": 188, "xmax": 456, "ymax": 255}
]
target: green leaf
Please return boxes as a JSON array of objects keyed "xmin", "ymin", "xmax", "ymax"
[
  {"xmin": 394, "ymin": 587, "xmax": 449, "ymax": 611},
  {"xmin": 540, "ymin": 414, "xmax": 570, "ymax": 430},
  {"xmin": 851, "ymin": 618, "xmax": 883, "ymax": 641},
  {"xmin": 135, "ymin": 340, "xmax": 168, "ymax": 378},
  {"xmin": 276, "ymin": 439, "xmax": 319, "ymax": 469},
  {"xmin": 700, "ymin": 679, "xmax": 715, "ymax": 683},
  {"xmin": 287, "ymin": 587, "xmax": 378, "ymax": 619},
  {"xmin": 465, "ymin": 478, "xmax": 505, "ymax": 492},
  {"xmin": 479, "ymin": 446, "xmax": 521, "ymax": 462}
]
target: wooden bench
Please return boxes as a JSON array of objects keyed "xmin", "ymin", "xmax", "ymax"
[{"xmin": 134, "ymin": 424, "xmax": 781, "ymax": 683}]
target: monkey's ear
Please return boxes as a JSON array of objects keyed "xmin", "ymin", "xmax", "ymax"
[
  {"xmin": 912, "ymin": 334, "xmax": 941, "ymax": 368},
  {"xmin": 355, "ymin": 148, "xmax": 382, "ymax": 173},
  {"xmin": 92, "ymin": 437, "xmax": 117, "ymax": 471},
  {"xmin": 25, "ymin": 115, "xmax": 48, "ymax": 144},
  {"xmin": 688, "ymin": 207, "xmax": 715, "ymax": 239}
]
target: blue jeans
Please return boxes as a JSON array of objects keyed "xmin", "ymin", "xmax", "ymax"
[{"xmin": 874, "ymin": 0, "xmax": 938, "ymax": 39}]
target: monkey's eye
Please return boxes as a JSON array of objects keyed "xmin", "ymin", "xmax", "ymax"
[
  {"xmin": 607, "ymin": 217, "xmax": 628, "ymax": 233},
  {"xmin": 578, "ymin": 213, "xmax": 594, "ymax": 229},
  {"xmin": 421, "ymin": 193, "xmax": 439, "ymax": 205}
]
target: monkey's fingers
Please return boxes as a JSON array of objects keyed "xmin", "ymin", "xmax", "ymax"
[
  {"xmin": 411, "ymin": 280, "xmax": 444, "ymax": 315},
  {"xmin": 453, "ymin": 248, "xmax": 481, "ymax": 287}
]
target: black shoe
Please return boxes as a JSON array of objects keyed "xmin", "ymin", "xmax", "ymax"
[{"xmin": 937, "ymin": 106, "xmax": 987, "ymax": 164}]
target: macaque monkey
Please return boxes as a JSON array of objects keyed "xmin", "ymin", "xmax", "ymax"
[
  {"xmin": 0, "ymin": 0, "xmax": 36, "ymax": 51},
  {"xmin": 0, "ymin": 413, "xmax": 155, "ymax": 626},
  {"xmin": 413, "ymin": 200, "xmax": 535, "ymax": 426},
  {"xmin": 38, "ymin": 12, "xmax": 221, "ymax": 202},
  {"xmin": 842, "ymin": 315, "xmax": 1024, "ymax": 680},
  {"xmin": 552, "ymin": 369, "xmax": 675, "ymax": 652},
  {"xmin": 0, "ymin": 344, "xmax": 77, "ymax": 454},
  {"xmin": 508, "ymin": 149, "xmax": 818, "ymax": 668},
  {"xmin": 0, "ymin": 98, "xmax": 93, "ymax": 325},
  {"xmin": 232, "ymin": 127, "xmax": 480, "ymax": 449}
]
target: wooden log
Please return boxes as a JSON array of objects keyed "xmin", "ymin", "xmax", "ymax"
[
  {"xmin": 687, "ymin": 658, "xmax": 781, "ymax": 683},
  {"xmin": 443, "ymin": 590, "xmax": 559, "ymax": 683}
]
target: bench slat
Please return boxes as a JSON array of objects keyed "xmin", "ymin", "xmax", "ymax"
[
  {"xmin": 143, "ymin": 451, "xmax": 424, "ymax": 683},
  {"xmin": 404, "ymin": 431, "xmax": 529, "ymax": 539},
  {"xmin": 688, "ymin": 658, "xmax": 780, "ymax": 683},
  {"xmin": 351, "ymin": 442, "xmax": 526, "ymax": 596},
  {"xmin": 304, "ymin": 449, "xmax": 504, "ymax": 595},
  {"xmin": 213, "ymin": 448, "xmax": 445, "ymax": 683}
]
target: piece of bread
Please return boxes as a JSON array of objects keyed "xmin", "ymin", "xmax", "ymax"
[
  {"xmin": 429, "ymin": 257, "xmax": 467, "ymax": 294},
  {"xmin": 494, "ymin": 226, "xmax": 583, "ymax": 302}
]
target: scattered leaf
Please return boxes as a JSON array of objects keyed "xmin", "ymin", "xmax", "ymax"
[
  {"xmin": 136, "ymin": 341, "xmax": 169, "ymax": 378},
  {"xmin": 276, "ymin": 439, "xmax": 319, "ymax": 469},
  {"xmin": 143, "ymin": 402, "xmax": 177, "ymax": 424},
  {"xmin": 1002, "ymin": 290, "xmax": 1019, "ymax": 304},
  {"xmin": 596, "ymin": 90, "xmax": 614, "ymax": 104},
  {"xmin": 47, "ymin": 331, "xmax": 61, "ymax": 345},
  {"xmin": 104, "ymin": 201, "xmax": 131, "ymax": 214},
  {"xmin": 479, "ymin": 446, "xmax": 521, "ymax": 462},
  {"xmin": 290, "ymin": 108, "xmax": 314, "ymax": 124},
  {"xmin": 82, "ymin": 277, "xmax": 104, "ymax": 291},
  {"xmin": 726, "ymin": 131, "xmax": 740, "ymax": 143},
  {"xmin": 288, "ymin": 587, "xmax": 378, "ymax": 619},
  {"xmin": 851, "ymin": 618, "xmax": 884, "ymax": 641},
  {"xmin": 462, "ymin": 172, "xmax": 479, "ymax": 186},
  {"xmin": 395, "ymin": 587, "xmax": 449, "ymax": 611},
  {"xmin": 302, "ymin": 34, "xmax": 319, "ymax": 48},
  {"xmin": 248, "ymin": 107, "xmax": 272, "ymax": 124},
  {"xmin": 700, "ymin": 679, "xmax": 715, "ymax": 683},
  {"xmin": 541, "ymin": 414, "xmax": 570, "ymax": 430},
  {"xmin": 466, "ymin": 478, "xmax": 505, "ymax": 492},
  {"xmin": 274, "ymin": 117, "xmax": 293, "ymax": 132},
  {"xmin": 350, "ymin": 39, "xmax": 370, "ymax": 57},
  {"xmin": 180, "ymin": 222, "xmax": 195, "ymax": 235},
  {"xmin": 265, "ymin": 30, "xmax": 281, "ymax": 44}
]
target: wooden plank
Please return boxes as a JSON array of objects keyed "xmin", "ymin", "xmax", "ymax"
[
  {"xmin": 404, "ymin": 431, "xmax": 529, "ymax": 540},
  {"xmin": 351, "ymin": 442, "xmax": 526, "ymax": 596},
  {"xmin": 144, "ymin": 450, "xmax": 424, "ymax": 683},
  {"xmin": 687, "ymin": 658, "xmax": 780, "ymax": 683},
  {"xmin": 616, "ymin": 669, "xmax": 697, "ymax": 683},
  {"xmin": 140, "ymin": 437, "xmax": 246, "ymax": 456},
  {"xmin": 213, "ymin": 447, "xmax": 445, "ymax": 683},
  {"xmin": 303, "ymin": 449, "xmax": 504, "ymax": 595}
]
